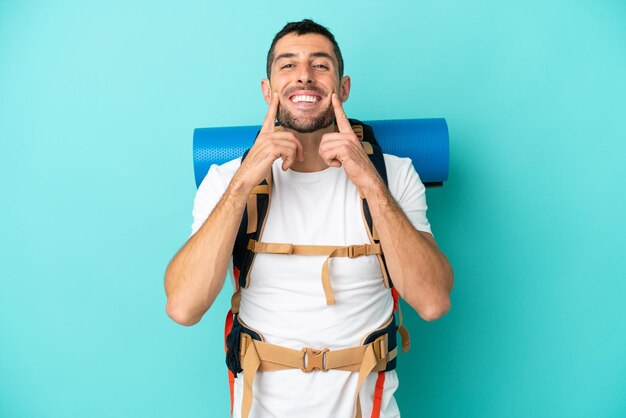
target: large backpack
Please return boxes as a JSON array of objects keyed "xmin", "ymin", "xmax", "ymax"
[{"xmin": 223, "ymin": 120, "xmax": 410, "ymax": 417}]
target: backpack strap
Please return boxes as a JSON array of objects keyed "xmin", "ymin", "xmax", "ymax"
[
  {"xmin": 232, "ymin": 147, "xmax": 273, "ymax": 290},
  {"xmin": 247, "ymin": 240, "xmax": 382, "ymax": 305},
  {"xmin": 232, "ymin": 313, "xmax": 399, "ymax": 418},
  {"xmin": 349, "ymin": 120, "xmax": 394, "ymax": 290},
  {"xmin": 352, "ymin": 120, "xmax": 410, "ymax": 353}
]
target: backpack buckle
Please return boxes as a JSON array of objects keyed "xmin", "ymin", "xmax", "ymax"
[
  {"xmin": 301, "ymin": 347, "xmax": 329, "ymax": 372},
  {"xmin": 372, "ymin": 334, "xmax": 388, "ymax": 361},
  {"xmin": 348, "ymin": 244, "xmax": 367, "ymax": 258}
]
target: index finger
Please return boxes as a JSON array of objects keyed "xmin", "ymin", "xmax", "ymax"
[
  {"xmin": 261, "ymin": 91, "xmax": 280, "ymax": 133},
  {"xmin": 332, "ymin": 93, "xmax": 353, "ymax": 134}
]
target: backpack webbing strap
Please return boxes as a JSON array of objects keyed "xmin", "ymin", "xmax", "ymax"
[
  {"xmin": 371, "ymin": 371, "xmax": 386, "ymax": 418},
  {"xmin": 391, "ymin": 288, "xmax": 411, "ymax": 352},
  {"xmin": 354, "ymin": 122, "xmax": 392, "ymax": 289},
  {"xmin": 234, "ymin": 166, "xmax": 273, "ymax": 288},
  {"xmin": 246, "ymin": 184, "xmax": 270, "ymax": 234},
  {"xmin": 239, "ymin": 334, "xmax": 395, "ymax": 418},
  {"xmin": 358, "ymin": 193, "xmax": 392, "ymax": 289},
  {"xmin": 246, "ymin": 240, "xmax": 382, "ymax": 305},
  {"xmin": 224, "ymin": 309, "xmax": 235, "ymax": 414}
]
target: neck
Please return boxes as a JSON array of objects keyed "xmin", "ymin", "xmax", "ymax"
[{"xmin": 280, "ymin": 123, "xmax": 337, "ymax": 172}]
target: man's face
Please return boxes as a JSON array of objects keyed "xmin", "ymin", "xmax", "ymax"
[{"xmin": 263, "ymin": 33, "xmax": 349, "ymax": 133}]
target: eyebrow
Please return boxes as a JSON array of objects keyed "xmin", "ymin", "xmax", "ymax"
[
  {"xmin": 310, "ymin": 52, "xmax": 335, "ymax": 60},
  {"xmin": 274, "ymin": 51, "xmax": 335, "ymax": 62}
]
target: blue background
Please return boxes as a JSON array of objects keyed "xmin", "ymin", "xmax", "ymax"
[{"xmin": 1, "ymin": 1, "xmax": 625, "ymax": 417}]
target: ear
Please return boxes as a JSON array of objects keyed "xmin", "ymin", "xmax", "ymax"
[
  {"xmin": 261, "ymin": 79, "xmax": 272, "ymax": 104},
  {"xmin": 338, "ymin": 75, "xmax": 351, "ymax": 103}
]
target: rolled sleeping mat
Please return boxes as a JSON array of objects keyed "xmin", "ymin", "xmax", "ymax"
[{"xmin": 193, "ymin": 118, "xmax": 449, "ymax": 188}]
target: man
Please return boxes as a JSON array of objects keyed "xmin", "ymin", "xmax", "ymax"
[{"xmin": 164, "ymin": 19, "xmax": 453, "ymax": 418}]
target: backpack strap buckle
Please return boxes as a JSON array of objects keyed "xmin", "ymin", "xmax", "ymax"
[
  {"xmin": 301, "ymin": 347, "xmax": 329, "ymax": 372},
  {"xmin": 348, "ymin": 244, "xmax": 367, "ymax": 258}
]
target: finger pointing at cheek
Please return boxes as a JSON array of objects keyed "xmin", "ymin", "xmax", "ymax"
[
  {"xmin": 332, "ymin": 93, "xmax": 353, "ymax": 134},
  {"xmin": 261, "ymin": 91, "xmax": 279, "ymax": 133}
]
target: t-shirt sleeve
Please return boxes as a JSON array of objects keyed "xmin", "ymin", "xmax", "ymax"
[
  {"xmin": 190, "ymin": 158, "xmax": 242, "ymax": 237},
  {"xmin": 383, "ymin": 154, "xmax": 433, "ymax": 235}
]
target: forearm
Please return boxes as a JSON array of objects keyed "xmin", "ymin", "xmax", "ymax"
[
  {"xmin": 363, "ymin": 183, "xmax": 453, "ymax": 321},
  {"xmin": 164, "ymin": 179, "xmax": 250, "ymax": 326}
]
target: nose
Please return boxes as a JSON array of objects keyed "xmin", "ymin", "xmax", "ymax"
[{"xmin": 297, "ymin": 66, "xmax": 314, "ymax": 85}]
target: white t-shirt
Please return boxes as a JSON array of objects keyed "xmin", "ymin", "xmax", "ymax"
[{"xmin": 191, "ymin": 155, "xmax": 432, "ymax": 418}]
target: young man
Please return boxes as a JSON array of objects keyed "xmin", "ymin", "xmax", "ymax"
[{"xmin": 165, "ymin": 19, "xmax": 453, "ymax": 418}]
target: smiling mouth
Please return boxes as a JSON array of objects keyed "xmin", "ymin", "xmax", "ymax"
[
  {"xmin": 286, "ymin": 88, "xmax": 325, "ymax": 107},
  {"xmin": 290, "ymin": 94, "xmax": 321, "ymax": 104}
]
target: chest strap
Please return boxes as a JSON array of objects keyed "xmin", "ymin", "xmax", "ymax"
[
  {"xmin": 246, "ymin": 239, "xmax": 382, "ymax": 305},
  {"xmin": 239, "ymin": 333, "xmax": 396, "ymax": 418}
]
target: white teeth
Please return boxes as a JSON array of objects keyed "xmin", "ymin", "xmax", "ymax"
[{"xmin": 291, "ymin": 95, "xmax": 318, "ymax": 103}]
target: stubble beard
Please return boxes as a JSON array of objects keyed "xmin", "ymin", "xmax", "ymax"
[{"xmin": 277, "ymin": 101, "xmax": 335, "ymax": 133}]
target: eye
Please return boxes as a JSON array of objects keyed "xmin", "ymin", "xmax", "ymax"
[
  {"xmin": 281, "ymin": 63, "xmax": 295, "ymax": 69},
  {"xmin": 313, "ymin": 64, "xmax": 329, "ymax": 70}
]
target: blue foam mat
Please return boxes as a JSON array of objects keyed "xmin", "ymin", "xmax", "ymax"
[{"xmin": 193, "ymin": 118, "xmax": 449, "ymax": 188}]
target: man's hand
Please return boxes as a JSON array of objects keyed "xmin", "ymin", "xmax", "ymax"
[
  {"xmin": 318, "ymin": 94, "xmax": 384, "ymax": 192},
  {"xmin": 232, "ymin": 91, "xmax": 304, "ymax": 190}
]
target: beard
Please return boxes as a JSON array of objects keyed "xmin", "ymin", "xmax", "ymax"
[{"xmin": 277, "ymin": 98, "xmax": 335, "ymax": 133}]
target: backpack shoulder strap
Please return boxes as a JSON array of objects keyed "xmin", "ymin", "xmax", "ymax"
[
  {"xmin": 349, "ymin": 119, "xmax": 388, "ymax": 185},
  {"xmin": 349, "ymin": 119, "xmax": 393, "ymax": 289},
  {"xmin": 232, "ymin": 137, "xmax": 272, "ymax": 290},
  {"xmin": 351, "ymin": 120, "xmax": 411, "ymax": 352}
]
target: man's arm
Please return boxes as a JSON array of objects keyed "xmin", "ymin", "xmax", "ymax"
[
  {"xmin": 319, "ymin": 94, "xmax": 453, "ymax": 321},
  {"xmin": 362, "ymin": 183, "xmax": 453, "ymax": 321},
  {"xmin": 164, "ymin": 91, "xmax": 303, "ymax": 326},
  {"xmin": 164, "ymin": 179, "xmax": 249, "ymax": 326}
]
